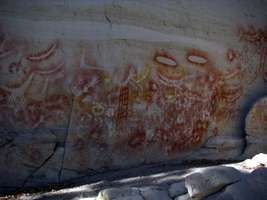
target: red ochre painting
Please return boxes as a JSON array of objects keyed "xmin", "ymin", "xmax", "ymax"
[{"xmin": 0, "ymin": 24, "xmax": 266, "ymax": 170}]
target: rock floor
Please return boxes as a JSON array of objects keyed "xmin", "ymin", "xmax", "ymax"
[{"xmin": 1, "ymin": 154, "xmax": 267, "ymax": 200}]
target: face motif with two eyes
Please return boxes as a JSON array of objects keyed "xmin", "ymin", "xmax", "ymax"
[
  {"xmin": 147, "ymin": 49, "xmax": 221, "ymax": 152},
  {"xmin": 1, "ymin": 37, "xmax": 67, "ymax": 100}
]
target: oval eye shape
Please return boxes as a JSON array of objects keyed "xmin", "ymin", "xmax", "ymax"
[
  {"xmin": 187, "ymin": 55, "xmax": 208, "ymax": 65},
  {"xmin": 154, "ymin": 51, "xmax": 178, "ymax": 67},
  {"xmin": 186, "ymin": 49, "xmax": 210, "ymax": 66},
  {"xmin": 155, "ymin": 55, "xmax": 177, "ymax": 67}
]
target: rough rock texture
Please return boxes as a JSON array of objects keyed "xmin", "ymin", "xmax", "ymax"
[
  {"xmin": 94, "ymin": 157, "xmax": 267, "ymax": 200},
  {"xmin": 139, "ymin": 187, "xmax": 171, "ymax": 200},
  {"xmin": 174, "ymin": 193, "xmax": 190, "ymax": 200},
  {"xmin": 188, "ymin": 136, "xmax": 245, "ymax": 160},
  {"xmin": 207, "ymin": 168, "xmax": 267, "ymax": 200},
  {"xmin": 168, "ymin": 182, "xmax": 187, "ymax": 198},
  {"xmin": 0, "ymin": 131, "xmax": 59, "ymax": 193},
  {"xmin": 96, "ymin": 187, "xmax": 173, "ymax": 200},
  {"xmin": 0, "ymin": 0, "xmax": 267, "ymax": 193},
  {"xmin": 96, "ymin": 188, "xmax": 143, "ymax": 200},
  {"xmin": 185, "ymin": 166, "xmax": 241, "ymax": 200},
  {"xmin": 13, "ymin": 154, "xmax": 267, "ymax": 200},
  {"xmin": 245, "ymin": 97, "xmax": 267, "ymax": 157}
]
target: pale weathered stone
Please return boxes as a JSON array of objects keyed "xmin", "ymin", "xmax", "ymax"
[
  {"xmin": 185, "ymin": 166, "xmax": 241, "ymax": 200},
  {"xmin": 168, "ymin": 182, "xmax": 187, "ymax": 198},
  {"xmin": 251, "ymin": 153, "xmax": 267, "ymax": 166},
  {"xmin": 174, "ymin": 193, "xmax": 191, "ymax": 200},
  {"xmin": 240, "ymin": 159, "xmax": 264, "ymax": 171},
  {"xmin": 96, "ymin": 188, "xmax": 143, "ymax": 200}
]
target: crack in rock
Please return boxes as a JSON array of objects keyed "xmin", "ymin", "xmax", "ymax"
[
  {"xmin": 58, "ymin": 94, "xmax": 75, "ymax": 182},
  {"xmin": 20, "ymin": 142, "xmax": 60, "ymax": 189}
]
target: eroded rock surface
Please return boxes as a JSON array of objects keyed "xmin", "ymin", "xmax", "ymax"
[
  {"xmin": 245, "ymin": 97, "xmax": 267, "ymax": 157},
  {"xmin": 0, "ymin": 0, "xmax": 267, "ymax": 193},
  {"xmin": 12, "ymin": 154, "xmax": 267, "ymax": 200},
  {"xmin": 207, "ymin": 168, "xmax": 267, "ymax": 200},
  {"xmin": 96, "ymin": 188, "xmax": 143, "ymax": 200},
  {"xmin": 168, "ymin": 182, "xmax": 187, "ymax": 198},
  {"xmin": 185, "ymin": 166, "xmax": 241, "ymax": 200}
]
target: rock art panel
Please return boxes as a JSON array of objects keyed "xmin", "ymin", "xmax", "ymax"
[
  {"xmin": 0, "ymin": 0, "xmax": 266, "ymax": 193},
  {"xmin": 0, "ymin": 31, "xmax": 72, "ymax": 191},
  {"xmin": 62, "ymin": 34, "xmax": 266, "ymax": 174}
]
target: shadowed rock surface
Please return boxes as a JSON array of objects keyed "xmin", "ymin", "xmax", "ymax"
[{"xmin": 14, "ymin": 155, "xmax": 266, "ymax": 200}]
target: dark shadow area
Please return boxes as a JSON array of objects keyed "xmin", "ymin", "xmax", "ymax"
[
  {"xmin": 24, "ymin": 164, "xmax": 260, "ymax": 200},
  {"xmin": 12, "ymin": 161, "xmax": 244, "ymax": 200},
  {"xmin": 0, "ymin": 158, "xmax": 243, "ymax": 198}
]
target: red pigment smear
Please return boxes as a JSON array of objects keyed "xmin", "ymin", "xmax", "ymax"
[
  {"xmin": 27, "ymin": 41, "xmax": 58, "ymax": 62},
  {"xmin": 128, "ymin": 130, "xmax": 146, "ymax": 148},
  {"xmin": 226, "ymin": 48, "xmax": 239, "ymax": 62},
  {"xmin": 117, "ymin": 86, "xmax": 129, "ymax": 120}
]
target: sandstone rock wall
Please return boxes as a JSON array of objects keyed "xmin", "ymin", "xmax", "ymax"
[{"xmin": 0, "ymin": 0, "xmax": 266, "ymax": 193}]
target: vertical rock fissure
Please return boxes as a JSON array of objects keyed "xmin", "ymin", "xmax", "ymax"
[{"xmin": 58, "ymin": 94, "xmax": 75, "ymax": 182}]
